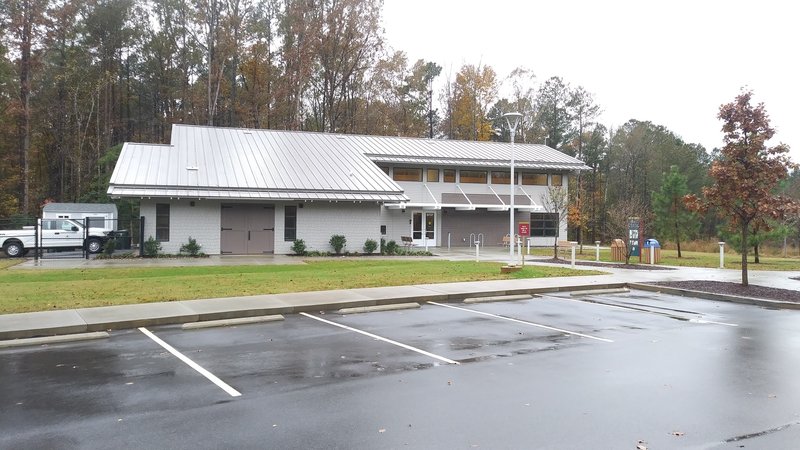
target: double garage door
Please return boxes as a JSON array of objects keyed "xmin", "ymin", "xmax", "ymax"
[{"xmin": 221, "ymin": 204, "xmax": 275, "ymax": 254}]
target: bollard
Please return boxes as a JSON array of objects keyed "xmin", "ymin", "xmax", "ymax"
[
  {"xmin": 475, "ymin": 241, "xmax": 481, "ymax": 262},
  {"xmin": 595, "ymin": 241, "xmax": 600, "ymax": 262},
  {"xmin": 517, "ymin": 237, "xmax": 523, "ymax": 266},
  {"xmin": 526, "ymin": 237, "xmax": 530, "ymax": 255},
  {"xmin": 570, "ymin": 242, "xmax": 576, "ymax": 268},
  {"xmin": 649, "ymin": 245, "xmax": 655, "ymax": 266},
  {"xmin": 719, "ymin": 241, "xmax": 725, "ymax": 268}
]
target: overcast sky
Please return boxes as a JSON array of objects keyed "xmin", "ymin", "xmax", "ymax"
[{"xmin": 382, "ymin": 0, "xmax": 799, "ymax": 160}]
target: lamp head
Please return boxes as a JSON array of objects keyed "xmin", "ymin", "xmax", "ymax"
[{"xmin": 502, "ymin": 112, "xmax": 523, "ymax": 132}]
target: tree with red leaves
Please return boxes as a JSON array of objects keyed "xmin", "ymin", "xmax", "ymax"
[{"xmin": 686, "ymin": 90, "xmax": 797, "ymax": 286}]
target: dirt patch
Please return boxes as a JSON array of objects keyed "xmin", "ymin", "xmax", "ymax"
[
  {"xmin": 651, "ymin": 280, "xmax": 800, "ymax": 303},
  {"xmin": 531, "ymin": 257, "xmax": 675, "ymax": 271}
]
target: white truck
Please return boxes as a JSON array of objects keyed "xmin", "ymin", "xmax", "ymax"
[{"xmin": 0, "ymin": 219, "xmax": 115, "ymax": 257}]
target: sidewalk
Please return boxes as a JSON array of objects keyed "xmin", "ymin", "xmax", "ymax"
[{"xmin": 2, "ymin": 249, "xmax": 799, "ymax": 340}]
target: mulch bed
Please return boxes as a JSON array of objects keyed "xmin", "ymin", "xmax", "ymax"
[
  {"xmin": 651, "ymin": 280, "xmax": 800, "ymax": 303},
  {"xmin": 531, "ymin": 257, "xmax": 675, "ymax": 271}
]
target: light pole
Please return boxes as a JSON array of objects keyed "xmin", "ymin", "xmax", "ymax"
[{"xmin": 503, "ymin": 112, "xmax": 523, "ymax": 266}]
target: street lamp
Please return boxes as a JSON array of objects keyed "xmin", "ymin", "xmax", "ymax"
[{"xmin": 503, "ymin": 112, "xmax": 523, "ymax": 266}]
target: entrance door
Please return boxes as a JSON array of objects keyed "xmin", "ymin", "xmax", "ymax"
[
  {"xmin": 221, "ymin": 204, "xmax": 275, "ymax": 254},
  {"xmin": 411, "ymin": 211, "xmax": 435, "ymax": 246}
]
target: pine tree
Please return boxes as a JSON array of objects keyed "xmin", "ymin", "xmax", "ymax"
[{"xmin": 652, "ymin": 166, "xmax": 697, "ymax": 257}]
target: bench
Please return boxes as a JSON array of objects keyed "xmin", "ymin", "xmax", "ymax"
[
  {"xmin": 400, "ymin": 236, "xmax": 414, "ymax": 248},
  {"xmin": 557, "ymin": 240, "xmax": 577, "ymax": 257}
]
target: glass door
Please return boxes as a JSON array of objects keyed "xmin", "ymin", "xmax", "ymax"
[{"xmin": 412, "ymin": 211, "xmax": 435, "ymax": 246}]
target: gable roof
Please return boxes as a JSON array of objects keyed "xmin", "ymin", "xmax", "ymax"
[{"xmin": 108, "ymin": 125, "xmax": 588, "ymax": 202}]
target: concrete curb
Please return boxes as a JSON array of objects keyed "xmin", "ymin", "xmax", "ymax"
[
  {"xmin": 0, "ymin": 282, "xmax": 627, "ymax": 341},
  {"xmin": 0, "ymin": 331, "xmax": 109, "ymax": 349},
  {"xmin": 182, "ymin": 314, "xmax": 285, "ymax": 330},
  {"xmin": 335, "ymin": 303, "xmax": 420, "ymax": 315},
  {"xmin": 463, "ymin": 294, "xmax": 533, "ymax": 304},
  {"xmin": 629, "ymin": 283, "xmax": 800, "ymax": 310}
]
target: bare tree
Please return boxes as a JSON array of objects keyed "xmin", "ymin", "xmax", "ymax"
[{"xmin": 540, "ymin": 185, "xmax": 569, "ymax": 259}]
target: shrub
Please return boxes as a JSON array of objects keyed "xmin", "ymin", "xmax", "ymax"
[
  {"xmin": 143, "ymin": 236, "xmax": 162, "ymax": 257},
  {"xmin": 102, "ymin": 238, "xmax": 116, "ymax": 256},
  {"xmin": 380, "ymin": 238, "xmax": 386, "ymax": 254},
  {"xmin": 329, "ymin": 234, "xmax": 347, "ymax": 254},
  {"xmin": 363, "ymin": 239, "xmax": 378, "ymax": 254},
  {"xmin": 291, "ymin": 239, "xmax": 307, "ymax": 255},
  {"xmin": 385, "ymin": 240, "xmax": 398, "ymax": 255},
  {"xmin": 180, "ymin": 237, "xmax": 202, "ymax": 256}
]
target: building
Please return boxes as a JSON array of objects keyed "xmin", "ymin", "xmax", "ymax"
[
  {"xmin": 42, "ymin": 202, "xmax": 119, "ymax": 230},
  {"xmin": 108, "ymin": 125, "xmax": 588, "ymax": 255}
]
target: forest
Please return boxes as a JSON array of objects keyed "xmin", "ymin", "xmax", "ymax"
[{"xmin": 2, "ymin": 0, "xmax": 798, "ymax": 251}]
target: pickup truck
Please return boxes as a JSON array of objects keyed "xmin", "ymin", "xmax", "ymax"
[{"xmin": 0, "ymin": 219, "xmax": 115, "ymax": 257}]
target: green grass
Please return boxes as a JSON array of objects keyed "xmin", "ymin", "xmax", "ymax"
[
  {"xmin": 0, "ymin": 260, "xmax": 602, "ymax": 314},
  {"xmin": 527, "ymin": 246, "xmax": 800, "ymax": 271}
]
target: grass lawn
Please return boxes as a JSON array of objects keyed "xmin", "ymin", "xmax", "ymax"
[
  {"xmin": 527, "ymin": 246, "xmax": 800, "ymax": 271},
  {"xmin": 0, "ymin": 260, "xmax": 602, "ymax": 314}
]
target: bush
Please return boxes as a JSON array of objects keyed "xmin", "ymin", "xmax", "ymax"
[
  {"xmin": 329, "ymin": 234, "xmax": 347, "ymax": 254},
  {"xmin": 380, "ymin": 238, "xmax": 386, "ymax": 254},
  {"xmin": 143, "ymin": 236, "xmax": 162, "ymax": 257},
  {"xmin": 180, "ymin": 237, "xmax": 202, "ymax": 256},
  {"xmin": 363, "ymin": 239, "xmax": 378, "ymax": 254},
  {"xmin": 291, "ymin": 239, "xmax": 307, "ymax": 255},
  {"xmin": 385, "ymin": 240, "xmax": 398, "ymax": 255},
  {"xmin": 102, "ymin": 238, "xmax": 116, "ymax": 256}
]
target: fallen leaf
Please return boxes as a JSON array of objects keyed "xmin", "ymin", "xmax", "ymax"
[
  {"xmin": 636, "ymin": 439, "xmax": 648, "ymax": 450},
  {"xmin": 378, "ymin": 429, "xmax": 386, "ymax": 433},
  {"xmin": 672, "ymin": 431, "xmax": 685, "ymax": 436}
]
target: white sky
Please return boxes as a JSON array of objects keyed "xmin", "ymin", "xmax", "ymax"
[{"xmin": 382, "ymin": 0, "xmax": 799, "ymax": 160}]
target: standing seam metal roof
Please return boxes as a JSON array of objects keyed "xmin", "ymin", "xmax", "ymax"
[{"xmin": 108, "ymin": 125, "xmax": 587, "ymax": 201}]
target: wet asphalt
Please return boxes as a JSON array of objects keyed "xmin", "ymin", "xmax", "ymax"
[{"xmin": 2, "ymin": 290, "xmax": 800, "ymax": 449}]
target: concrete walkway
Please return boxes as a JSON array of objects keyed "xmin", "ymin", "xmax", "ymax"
[{"xmin": 2, "ymin": 248, "xmax": 799, "ymax": 340}]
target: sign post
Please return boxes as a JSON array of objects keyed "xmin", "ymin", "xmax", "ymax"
[{"xmin": 518, "ymin": 222, "xmax": 530, "ymax": 261}]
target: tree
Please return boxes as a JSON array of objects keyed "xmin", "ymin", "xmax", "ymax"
[
  {"xmin": 447, "ymin": 63, "xmax": 497, "ymax": 141},
  {"xmin": 534, "ymin": 76, "xmax": 571, "ymax": 151},
  {"xmin": 652, "ymin": 166, "xmax": 698, "ymax": 257},
  {"xmin": 686, "ymin": 90, "xmax": 797, "ymax": 286},
  {"xmin": 540, "ymin": 185, "xmax": 569, "ymax": 259}
]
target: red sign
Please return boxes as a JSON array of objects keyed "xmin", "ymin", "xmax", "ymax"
[{"xmin": 518, "ymin": 222, "xmax": 530, "ymax": 237}]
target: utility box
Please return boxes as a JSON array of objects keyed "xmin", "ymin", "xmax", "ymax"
[
  {"xmin": 643, "ymin": 239, "xmax": 661, "ymax": 264},
  {"xmin": 611, "ymin": 239, "xmax": 626, "ymax": 261}
]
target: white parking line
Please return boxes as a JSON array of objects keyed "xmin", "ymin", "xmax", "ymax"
[
  {"xmin": 428, "ymin": 302, "xmax": 614, "ymax": 343},
  {"xmin": 299, "ymin": 312, "xmax": 460, "ymax": 365},
  {"xmin": 539, "ymin": 294, "xmax": 738, "ymax": 327},
  {"xmin": 139, "ymin": 327, "xmax": 242, "ymax": 397}
]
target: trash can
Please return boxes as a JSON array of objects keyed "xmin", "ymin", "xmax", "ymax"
[
  {"xmin": 643, "ymin": 239, "xmax": 661, "ymax": 264},
  {"xmin": 611, "ymin": 239, "xmax": 626, "ymax": 261},
  {"xmin": 114, "ymin": 230, "xmax": 132, "ymax": 250}
]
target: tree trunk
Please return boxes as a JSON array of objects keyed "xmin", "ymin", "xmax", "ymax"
[
  {"xmin": 675, "ymin": 216, "xmax": 682, "ymax": 258},
  {"xmin": 741, "ymin": 221, "xmax": 749, "ymax": 286},
  {"xmin": 754, "ymin": 242, "xmax": 760, "ymax": 264}
]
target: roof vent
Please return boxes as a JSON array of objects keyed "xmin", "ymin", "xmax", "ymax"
[{"xmin": 186, "ymin": 166, "xmax": 199, "ymax": 171}]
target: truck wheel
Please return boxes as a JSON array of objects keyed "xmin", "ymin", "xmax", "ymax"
[
  {"xmin": 4, "ymin": 241, "xmax": 24, "ymax": 258},
  {"xmin": 86, "ymin": 238, "xmax": 103, "ymax": 254}
]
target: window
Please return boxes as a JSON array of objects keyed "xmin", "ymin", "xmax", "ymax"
[
  {"xmin": 551, "ymin": 174, "xmax": 563, "ymax": 186},
  {"xmin": 522, "ymin": 173, "xmax": 548, "ymax": 186},
  {"xmin": 392, "ymin": 167, "xmax": 423, "ymax": 182},
  {"xmin": 491, "ymin": 171, "xmax": 511, "ymax": 185},
  {"xmin": 427, "ymin": 168, "xmax": 439, "ymax": 182},
  {"xmin": 443, "ymin": 169, "xmax": 456, "ymax": 183},
  {"xmin": 156, "ymin": 204, "xmax": 170, "ymax": 241},
  {"xmin": 531, "ymin": 213, "xmax": 559, "ymax": 237},
  {"xmin": 284, "ymin": 205, "xmax": 297, "ymax": 241},
  {"xmin": 460, "ymin": 170, "xmax": 487, "ymax": 183},
  {"xmin": 87, "ymin": 217, "xmax": 106, "ymax": 229}
]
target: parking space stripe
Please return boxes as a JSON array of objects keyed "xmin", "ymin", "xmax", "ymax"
[
  {"xmin": 299, "ymin": 312, "xmax": 460, "ymax": 365},
  {"xmin": 428, "ymin": 302, "xmax": 614, "ymax": 343},
  {"xmin": 138, "ymin": 327, "xmax": 242, "ymax": 397},
  {"xmin": 539, "ymin": 294, "xmax": 739, "ymax": 327}
]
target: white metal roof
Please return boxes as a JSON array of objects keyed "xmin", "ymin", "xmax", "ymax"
[
  {"xmin": 108, "ymin": 125, "xmax": 588, "ymax": 202},
  {"xmin": 108, "ymin": 126, "xmax": 409, "ymax": 202}
]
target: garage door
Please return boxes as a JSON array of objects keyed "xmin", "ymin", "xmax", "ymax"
[{"xmin": 220, "ymin": 204, "xmax": 275, "ymax": 254}]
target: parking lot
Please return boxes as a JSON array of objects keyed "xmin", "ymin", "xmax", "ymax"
[{"xmin": 3, "ymin": 289, "xmax": 800, "ymax": 449}]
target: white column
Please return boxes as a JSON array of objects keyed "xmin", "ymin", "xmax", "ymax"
[{"xmin": 719, "ymin": 241, "xmax": 725, "ymax": 268}]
